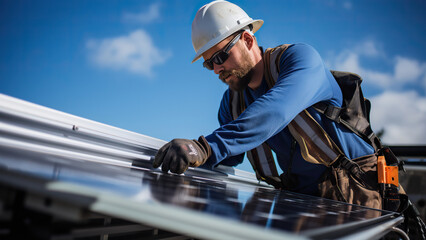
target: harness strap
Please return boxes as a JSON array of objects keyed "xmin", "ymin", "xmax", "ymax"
[
  {"xmin": 230, "ymin": 89, "xmax": 280, "ymax": 184},
  {"xmin": 288, "ymin": 109, "xmax": 370, "ymax": 188},
  {"xmin": 246, "ymin": 144, "xmax": 280, "ymax": 178},
  {"xmin": 264, "ymin": 44, "xmax": 290, "ymax": 88},
  {"xmin": 287, "ymin": 110, "xmax": 343, "ymax": 166},
  {"xmin": 314, "ymin": 100, "xmax": 382, "ymax": 151},
  {"xmin": 312, "ymin": 102, "xmax": 342, "ymax": 123},
  {"xmin": 230, "ymin": 90, "xmax": 240, "ymax": 119}
]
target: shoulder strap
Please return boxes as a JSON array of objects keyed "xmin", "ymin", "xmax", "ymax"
[
  {"xmin": 264, "ymin": 44, "xmax": 290, "ymax": 89},
  {"xmin": 287, "ymin": 110, "xmax": 343, "ymax": 166},
  {"xmin": 312, "ymin": 70, "xmax": 382, "ymax": 151}
]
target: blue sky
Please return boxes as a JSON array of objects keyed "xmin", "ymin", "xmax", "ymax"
[{"xmin": 1, "ymin": 0, "xmax": 425, "ymax": 172}]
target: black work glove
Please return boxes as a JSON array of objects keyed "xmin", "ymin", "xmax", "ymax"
[{"xmin": 153, "ymin": 136, "xmax": 212, "ymax": 174}]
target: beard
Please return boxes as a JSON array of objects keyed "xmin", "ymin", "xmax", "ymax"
[{"xmin": 219, "ymin": 48, "xmax": 254, "ymax": 92}]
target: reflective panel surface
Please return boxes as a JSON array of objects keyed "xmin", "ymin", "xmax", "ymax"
[{"xmin": 0, "ymin": 148, "xmax": 397, "ymax": 238}]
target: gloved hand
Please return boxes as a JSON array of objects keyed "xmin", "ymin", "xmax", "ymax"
[{"xmin": 153, "ymin": 136, "xmax": 212, "ymax": 174}]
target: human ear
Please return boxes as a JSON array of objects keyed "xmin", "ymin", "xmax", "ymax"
[{"xmin": 242, "ymin": 31, "xmax": 254, "ymax": 50}]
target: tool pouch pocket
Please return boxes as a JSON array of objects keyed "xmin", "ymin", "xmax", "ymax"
[{"xmin": 318, "ymin": 153, "xmax": 382, "ymax": 210}]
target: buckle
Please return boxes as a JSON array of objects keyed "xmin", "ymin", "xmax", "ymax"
[{"xmin": 324, "ymin": 105, "xmax": 342, "ymax": 123}]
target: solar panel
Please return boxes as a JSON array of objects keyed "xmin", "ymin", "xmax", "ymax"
[{"xmin": 0, "ymin": 94, "xmax": 403, "ymax": 239}]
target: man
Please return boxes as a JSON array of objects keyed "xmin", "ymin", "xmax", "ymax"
[
  {"xmin": 154, "ymin": 2, "xmax": 426, "ymax": 238},
  {"xmin": 154, "ymin": 0, "xmax": 373, "ymax": 197}
]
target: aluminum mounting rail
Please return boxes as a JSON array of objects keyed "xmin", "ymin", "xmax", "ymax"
[{"xmin": 0, "ymin": 93, "xmax": 166, "ymax": 168}]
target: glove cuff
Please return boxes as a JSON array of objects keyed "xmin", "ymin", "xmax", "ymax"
[{"xmin": 197, "ymin": 135, "xmax": 212, "ymax": 160}]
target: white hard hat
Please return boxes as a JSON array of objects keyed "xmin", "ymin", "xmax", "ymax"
[{"xmin": 191, "ymin": 0, "xmax": 263, "ymax": 63}]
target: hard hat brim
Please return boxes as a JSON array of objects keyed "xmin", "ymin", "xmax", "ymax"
[{"xmin": 191, "ymin": 19, "xmax": 263, "ymax": 63}]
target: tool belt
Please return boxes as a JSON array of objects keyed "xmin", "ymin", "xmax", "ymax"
[{"xmin": 318, "ymin": 153, "xmax": 381, "ymax": 210}]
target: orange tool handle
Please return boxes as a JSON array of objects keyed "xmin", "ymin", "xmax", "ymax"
[{"xmin": 377, "ymin": 155, "xmax": 399, "ymax": 187}]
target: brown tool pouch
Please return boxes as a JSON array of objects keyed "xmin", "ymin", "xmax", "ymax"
[{"xmin": 318, "ymin": 153, "xmax": 382, "ymax": 210}]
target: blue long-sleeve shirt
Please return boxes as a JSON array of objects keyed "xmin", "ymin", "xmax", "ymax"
[{"xmin": 204, "ymin": 43, "xmax": 374, "ymax": 195}]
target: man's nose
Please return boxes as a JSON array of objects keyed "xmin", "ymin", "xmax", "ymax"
[{"xmin": 213, "ymin": 63, "xmax": 223, "ymax": 75}]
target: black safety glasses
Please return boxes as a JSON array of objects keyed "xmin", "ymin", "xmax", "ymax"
[{"xmin": 203, "ymin": 32, "xmax": 242, "ymax": 70}]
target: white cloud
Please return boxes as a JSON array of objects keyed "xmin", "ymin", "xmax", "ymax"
[
  {"xmin": 123, "ymin": 3, "xmax": 161, "ymax": 24},
  {"xmin": 332, "ymin": 49, "xmax": 393, "ymax": 88},
  {"xmin": 370, "ymin": 91, "xmax": 426, "ymax": 144},
  {"xmin": 334, "ymin": 52, "xmax": 361, "ymax": 72},
  {"xmin": 394, "ymin": 57, "xmax": 424, "ymax": 83},
  {"xmin": 86, "ymin": 29, "xmax": 171, "ymax": 76},
  {"xmin": 354, "ymin": 40, "xmax": 381, "ymax": 57},
  {"xmin": 333, "ymin": 40, "xmax": 381, "ymax": 71},
  {"xmin": 328, "ymin": 40, "xmax": 426, "ymax": 90}
]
